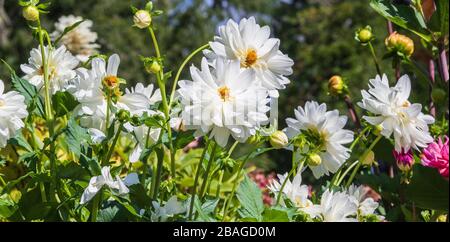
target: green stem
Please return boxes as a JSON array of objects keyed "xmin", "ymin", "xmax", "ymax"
[
  {"xmin": 152, "ymin": 149, "xmax": 165, "ymax": 200},
  {"xmin": 199, "ymin": 142, "xmax": 218, "ymax": 199},
  {"xmin": 330, "ymin": 126, "xmax": 370, "ymax": 187},
  {"xmin": 344, "ymin": 134, "xmax": 382, "ymax": 188},
  {"xmin": 226, "ymin": 141, "xmax": 239, "ymax": 159},
  {"xmin": 221, "ymin": 146, "xmax": 259, "ymax": 221},
  {"xmin": 368, "ymin": 42, "xmax": 381, "ymax": 76},
  {"xmin": 168, "ymin": 43, "xmax": 210, "ymax": 107},
  {"xmin": 90, "ymin": 191, "xmax": 102, "ymax": 222},
  {"xmin": 147, "ymin": 27, "xmax": 175, "ymax": 179},
  {"xmin": 215, "ymin": 170, "xmax": 224, "ymax": 199},
  {"xmin": 103, "ymin": 123, "xmax": 123, "ymax": 165},
  {"xmin": 335, "ymin": 160, "xmax": 359, "ymax": 187},
  {"xmin": 276, "ymin": 156, "xmax": 305, "ymax": 206},
  {"xmin": 105, "ymin": 90, "xmax": 112, "ymax": 133},
  {"xmin": 188, "ymin": 139, "xmax": 210, "ymax": 220},
  {"xmin": 37, "ymin": 18, "xmax": 57, "ymax": 202}
]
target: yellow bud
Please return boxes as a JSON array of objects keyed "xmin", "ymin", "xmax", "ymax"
[
  {"xmin": 10, "ymin": 189, "xmax": 22, "ymax": 203},
  {"xmin": 373, "ymin": 124, "xmax": 383, "ymax": 136},
  {"xmin": 269, "ymin": 131, "xmax": 289, "ymax": 149},
  {"xmin": 361, "ymin": 150, "xmax": 375, "ymax": 166},
  {"xmin": 307, "ymin": 153, "xmax": 322, "ymax": 167},
  {"xmin": 328, "ymin": 75, "xmax": 345, "ymax": 96},
  {"xmin": 146, "ymin": 61, "xmax": 161, "ymax": 74},
  {"xmin": 247, "ymin": 134, "xmax": 261, "ymax": 145},
  {"xmin": 437, "ymin": 214, "xmax": 447, "ymax": 222},
  {"xmin": 134, "ymin": 10, "xmax": 152, "ymax": 29},
  {"xmin": 356, "ymin": 26, "xmax": 373, "ymax": 44},
  {"xmin": 385, "ymin": 32, "xmax": 414, "ymax": 57},
  {"xmin": 23, "ymin": 6, "xmax": 39, "ymax": 22}
]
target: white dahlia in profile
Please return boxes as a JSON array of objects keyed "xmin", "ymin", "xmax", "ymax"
[
  {"xmin": 207, "ymin": 17, "xmax": 294, "ymax": 97},
  {"xmin": 267, "ymin": 171, "xmax": 312, "ymax": 208},
  {"xmin": 285, "ymin": 101, "xmax": 354, "ymax": 179},
  {"xmin": 347, "ymin": 184, "xmax": 382, "ymax": 219},
  {"xmin": 358, "ymin": 74, "xmax": 434, "ymax": 151},
  {"xmin": 20, "ymin": 45, "xmax": 79, "ymax": 94},
  {"xmin": 301, "ymin": 189, "xmax": 358, "ymax": 222},
  {"xmin": 0, "ymin": 79, "xmax": 29, "ymax": 148},
  {"xmin": 51, "ymin": 15, "xmax": 100, "ymax": 62},
  {"xmin": 177, "ymin": 57, "xmax": 270, "ymax": 147}
]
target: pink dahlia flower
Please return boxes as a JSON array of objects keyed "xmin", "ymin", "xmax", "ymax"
[
  {"xmin": 421, "ymin": 136, "xmax": 449, "ymax": 178},
  {"xmin": 393, "ymin": 149, "xmax": 414, "ymax": 172}
]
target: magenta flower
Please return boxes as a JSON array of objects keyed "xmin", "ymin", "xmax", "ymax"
[
  {"xmin": 421, "ymin": 136, "xmax": 449, "ymax": 178},
  {"xmin": 393, "ymin": 149, "xmax": 414, "ymax": 172}
]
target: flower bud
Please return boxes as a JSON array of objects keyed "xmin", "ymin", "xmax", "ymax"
[
  {"xmin": 431, "ymin": 88, "xmax": 447, "ymax": 104},
  {"xmin": 355, "ymin": 26, "xmax": 373, "ymax": 44},
  {"xmin": 373, "ymin": 124, "xmax": 383, "ymax": 136},
  {"xmin": 361, "ymin": 150, "xmax": 375, "ymax": 166},
  {"xmin": 393, "ymin": 149, "xmax": 414, "ymax": 172},
  {"xmin": 385, "ymin": 32, "xmax": 414, "ymax": 57},
  {"xmin": 130, "ymin": 115, "xmax": 142, "ymax": 126},
  {"xmin": 328, "ymin": 75, "xmax": 345, "ymax": 96},
  {"xmin": 307, "ymin": 153, "xmax": 322, "ymax": 167},
  {"xmin": 269, "ymin": 131, "xmax": 289, "ymax": 149},
  {"xmin": 133, "ymin": 10, "xmax": 152, "ymax": 29},
  {"xmin": 23, "ymin": 6, "xmax": 39, "ymax": 22},
  {"xmin": 117, "ymin": 109, "xmax": 131, "ymax": 123},
  {"xmin": 146, "ymin": 61, "xmax": 161, "ymax": 74},
  {"xmin": 247, "ymin": 134, "xmax": 261, "ymax": 145}
]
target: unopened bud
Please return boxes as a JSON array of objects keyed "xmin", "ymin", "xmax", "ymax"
[
  {"xmin": 373, "ymin": 124, "xmax": 383, "ymax": 136},
  {"xmin": 146, "ymin": 61, "xmax": 161, "ymax": 74},
  {"xmin": 307, "ymin": 153, "xmax": 322, "ymax": 167},
  {"xmin": 355, "ymin": 26, "xmax": 373, "ymax": 44},
  {"xmin": 361, "ymin": 150, "xmax": 375, "ymax": 166},
  {"xmin": 247, "ymin": 134, "xmax": 261, "ymax": 145},
  {"xmin": 117, "ymin": 109, "xmax": 131, "ymax": 123},
  {"xmin": 134, "ymin": 10, "xmax": 152, "ymax": 29},
  {"xmin": 130, "ymin": 115, "xmax": 142, "ymax": 126},
  {"xmin": 23, "ymin": 6, "xmax": 39, "ymax": 22},
  {"xmin": 269, "ymin": 131, "xmax": 289, "ymax": 149},
  {"xmin": 328, "ymin": 75, "xmax": 345, "ymax": 96},
  {"xmin": 385, "ymin": 32, "xmax": 414, "ymax": 57},
  {"xmin": 393, "ymin": 149, "xmax": 414, "ymax": 172}
]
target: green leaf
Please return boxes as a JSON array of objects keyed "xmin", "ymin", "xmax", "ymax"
[
  {"xmin": 65, "ymin": 118, "xmax": 91, "ymax": 158},
  {"xmin": 193, "ymin": 197, "xmax": 217, "ymax": 222},
  {"xmin": 173, "ymin": 130, "xmax": 195, "ymax": 150},
  {"xmin": 54, "ymin": 20, "xmax": 85, "ymax": 45},
  {"xmin": 406, "ymin": 165, "xmax": 449, "ymax": 211},
  {"xmin": 262, "ymin": 207, "xmax": 290, "ymax": 222},
  {"xmin": 370, "ymin": 0, "xmax": 431, "ymax": 42},
  {"xmin": 97, "ymin": 206, "xmax": 120, "ymax": 222},
  {"xmin": 52, "ymin": 91, "xmax": 79, "ymax": 117},
  {"xmin": 10, "ymin": 72, "xmax": 45, "ymax": 117},
  {"xmin": 8, "ymin": 132, "xmax": 33, "ymax": 152},
  {"xmin": 236, "ymin": 175, "xmax": 264, "ymax": 221}
]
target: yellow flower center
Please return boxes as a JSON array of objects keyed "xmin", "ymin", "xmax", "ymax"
[
  {"xmin": 103, "ymin": 75, "xmax": 119, "ymax": 88},
  {"xmin": 243, "ymin": 49, "xmax": 258, "ymax": 68},
  {"xmin": 0, "ymin": 99, "xmax": 4, "ymax": 107},
  {"xmin": 217, "ymin": 86, "xmax": 231, "ymax": 101},
  {"xmin": 402, "ymin": 101, "xmax": 410, "ymax": 107}
]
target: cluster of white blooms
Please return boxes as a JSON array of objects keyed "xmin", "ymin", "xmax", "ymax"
[
  {"xmin": 178, "ymin": 17, "xmax": 294, "ymax": 147},
  {"xmin": 284, "ymin": 101, "xmax": 354, "ymax": 178},
  {"xmin": 51, "ymin": 15, "xmax": 100, "ymax": 62},
  {"xmin": 268, "ymin": 172, "xmax": 383, "ymax": 222},
  {"xmin": 0, "ymin": 80, "xmax": 28, "ymax": 148},
  {"xmin": 358, "ymin": 74, "xmax": 434, "ymax": 152}
]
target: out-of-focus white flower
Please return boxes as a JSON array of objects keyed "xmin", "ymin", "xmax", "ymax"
[
  {"xmin": 301, "ymin": 189, "xmax": 357, "ymax": 222},
  {"xmin": 151, "ymin": 196, "xmax": 186, "ymax": 222},
  {"xmin": 88, "ymin": 128, "xmax": 106, "ymax": 144},
  {"xmin": 207, "ymin": 17, "xmax": 294, "ymax": 97},
  {"xmin": 347, "ymin": 185, "xmax": 381, "ymax": 219},
  {"xmin": 267, "ymin": 171, "xmax": 312, "ymax": 208},
  {"xmin": 284, "ymin": 101, "xmax": 354, "ymax": 179},
  {"xmin": 20, "ymin": 45, "xmax": 79, "ymax": 94},
  {"xmin": 51, "ymin": 15, "xmax": 100, "ymax": 62},
  {"xmin": 358, "ymin": 74, "xmax": 434, "ymax": 151},
  {"xmin": 0, "ymin": 79, "xmax": 28, "ymax": 148},
  {"xmin": 80, "ymin": 166, "xmax": 134, "ymax": 204},
  {"xmin": 177, "ymin": 57, "xmax": 270, "ymax": 147}
]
